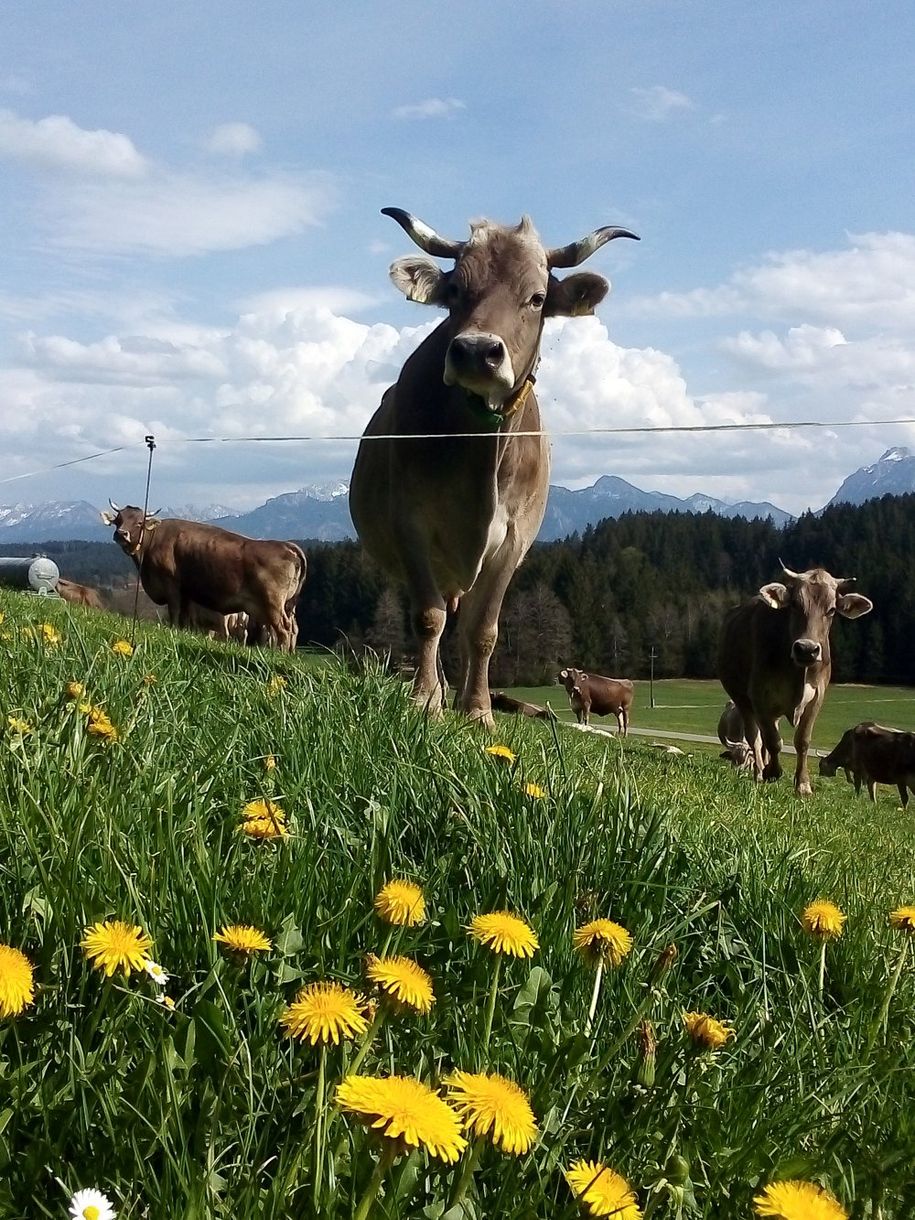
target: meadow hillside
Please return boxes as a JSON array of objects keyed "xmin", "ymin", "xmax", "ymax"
[{"xmin": 2, "ymin": 591, "xmax": 914, "ymax": 1219}]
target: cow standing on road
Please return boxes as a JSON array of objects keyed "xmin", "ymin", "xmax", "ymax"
[
  {"xmin": 101, "ymin": 503, "xmax": 306, "ymax": 652},
  {"xmin": 718, "ymin": 563, "xmax": 872, "ymax": 795},
  {"xmin": 350, "ymin": 208, "xmax": 638, "ymax": 728},
  {"xmin": 558, "ymin": 668, "xmax": 634, "ymax": 734}
]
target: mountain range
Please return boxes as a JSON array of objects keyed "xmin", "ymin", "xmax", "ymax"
[{"xmin": 1, "ymin": 447, "xmax": 912, "ymax": 544}]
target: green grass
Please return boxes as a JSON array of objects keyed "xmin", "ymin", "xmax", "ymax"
[
  {"xmin": 508, "ymin": 678, "xmax": 915, "ymax": 750},
  {"xmin": 2, "ymin": 592, "xmax": 915, "ymax": 1218}
]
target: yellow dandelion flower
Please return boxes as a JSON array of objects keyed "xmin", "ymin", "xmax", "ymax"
[
  {"xmin": 485, "ymin": 744, "xmax": 516, "ymax": 764},
  {"xmin": 157, "ymin": 993, "xmax": 176, "ymax": 1011},
  {"xmin": 0, "ymin": 943, "xmax": 35, "ymax": 1018},
  {"xmin": 241, "ymin": 816, "xmax": 288, "ymax": 840},
  {"xmin": 683, "ymin": 1011, "xmax": 733, "ymax": 1051},
  {"xmin": 85, "ymin": 706, "xmax": 119, "ymax": 744},
  {"xmin": 523, "ymin": 782, "xmax": 547, "ymax": 799},
  {"xmin": 213, "ymin": 924, "xmax": 272, "ymax": 954},
  {"xmin": 240, "ymin": 797, "xmax": 287, "ymax": 839},
  {"xmin": 366, "ymin": 954, "xmax": 434, "ymax": 1014},
  {"xmin": 266, "ymin": 674, "xmax": 287, "ymax": 695},
  {"xmin": 264, "ymin": 753, "xmax": 277, "ymax": 772},
  {"xmin": 279, "ymin": 981, "xmax": 368, "ymax": 1045},
  {"xmin": 81, "ymin": 920, "xmax": 153, "ymax": 978},
  {"xmin": 111, "ymin": 639, "xmax": 134, "ymax": 657},
  {"xmin": 802, "ymin": 900, "xmax": 846, "ymax": 941},
  {"xmin": 565, "ymin": 1159, "xmax": 642, "ymax": 1219},
  {"xmin": 445, "ymin": 1070, "xmax": 538, "ymax": 1155},
  {"xmin": 40, "ymin": 623, "xmax": 61, "ymax": 645},
  {"xmin": 574, "ymin": 919, "xmax": 634, "ymax": 968},
  {"xmin": 7, "ymin": 716, "xmax": 32, "ymax": 736},
  {"xmin": 374, "ymin": 879, "xmax": 426, "ymax": 927},
  {"xmin": 753, "ymin": 1179, "xmax": 848, "ymax": 1220},
  {"xmin": 336, "ymin": 1074, "xmax": 467, "ymax": 1163},
  {"xmin": 889, "ymin": 906, "xmax": 915, "ymax": 934},
  {"xmin": 65, "ymin": 681, "xmax": 85, "ymax": 700},
  {"xmin": 469, "ymin": 911, "xmax": 539, "ymax": 958}
]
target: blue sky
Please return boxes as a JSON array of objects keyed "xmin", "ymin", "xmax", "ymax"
[{"xmin": 1, "ymin": 0, "xmax": 913, "ymax": 514}]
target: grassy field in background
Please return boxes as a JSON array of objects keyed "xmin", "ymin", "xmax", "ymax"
[
  {"xmin": 507, "ymin": 678, "xmax": 915, "ymax": 749},
  {"xmin": 3, "ymin": 591, "xmax": 915, "ymax": 1218}
]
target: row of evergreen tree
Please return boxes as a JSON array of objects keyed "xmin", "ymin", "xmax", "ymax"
[{"xmin": 8, "ymin": 493, "xmax": 914, "ymax": 686}]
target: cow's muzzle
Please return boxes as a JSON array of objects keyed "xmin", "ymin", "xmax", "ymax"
[
  {"xmin": 444, "ymin": 332, "xmax": 514, "ymax": 396},
  {"xmin": 818, "ymin": 758, "xmax": 838, "ymax": 776},
  {"xmin": 791, "ymin": 638, "xmax": 822, "ymax": 666}
]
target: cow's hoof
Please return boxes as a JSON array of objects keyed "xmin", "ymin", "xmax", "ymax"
[
  {"xmin": 796, "ymin": 781, "xmax": 813, "ymax": 797},
  {"xmin": 465, "ymin": 709, "xmax": 496, "ymax": 732}
]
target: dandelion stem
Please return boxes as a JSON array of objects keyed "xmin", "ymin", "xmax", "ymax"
[
  {"xmin": 349, "ymin": 1006, "xmax": 386, "ymax": 1076},
  {"xmin": 353, "ymin": 1141, "xmax": 396, "ymax": 1220},
  {"xmin": 585, "ymin": 961, "xmax": 604, "ymax": 1037},
  {"xmin": 867, "ymin": 938, "xmax": 908, "ymax": 1054},
  {"xmin": 482, "ymin": 954, "xmax": 503, "ymax": 1055},
  {"xmin": 448, "ymin": 1136, "xmax": 484, "ymax": 1209},
  {"xmin": 817, "ymin": 939, "xmax": 827, "ymax": 1004},
  {"xmin": 313, "ymin": 1043, "xmax": 327, "ymax": 1210}
]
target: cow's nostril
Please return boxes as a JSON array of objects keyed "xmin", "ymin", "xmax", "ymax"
[{"xmin": 484, "ymin": 340, "xmax": 504, "ymax": 368}]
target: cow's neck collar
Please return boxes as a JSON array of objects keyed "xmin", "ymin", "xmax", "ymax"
[{"xmin": 461, "ymin": 365, "xmax": 539, "ymax": 432}]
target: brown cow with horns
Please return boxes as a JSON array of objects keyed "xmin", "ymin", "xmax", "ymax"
[
  {"xmin": 718, "ymin": 562, "xmax": 872, "ymax": 795},
  {"xmin": 101, "ymin": 502, "xmax": 306, "ymax": 651},
  {"xmin": 349, "ymin": 207, "xmax": 638, "ymax": 727}
]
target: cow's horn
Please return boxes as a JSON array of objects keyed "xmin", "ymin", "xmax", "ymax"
[
  {"xmin": 381, "ymin": 207, "xmax": 464, "ymax": 259},
  {"xmin": 547, "ymin": 226, "xmax": 640, "ymax": 269},
  {"xmin": 779, "ymin": 558, "xmax": 801, "ymax": 582},
  {"xmin": 108, "ymin": 497, "xmax": 122, "ymax": 512},
  {"xmin": 146, "ymin": 507, "xmax": 162, "ymax": 518}
]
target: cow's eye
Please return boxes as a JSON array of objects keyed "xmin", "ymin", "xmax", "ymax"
[{"xmin": 529, "ymin": 292, "xmax": 546, "ymax": 310}]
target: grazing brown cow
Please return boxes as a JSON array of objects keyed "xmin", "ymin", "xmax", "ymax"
[
  {"xmin": 57, "ymin": 578, "xmax": 107, "ymax": 611},
  {"xmin": 717, "ymin": 699, "xmax": 752, "ymax": 768},
  {"xmin": 558, "ymin": 668, "xmax": 634, "ymax": 734},
  {"xmin": 821, "ymin": 722, "xmax": 915, "ymax": 806},
  {"xmin": 185, "ymin": 603, "xmax": 249, "ymax": 643},
  {"xmin": 718, "ymin": 563, "xmax": 872, "ymax": 795},
  {"xmin": 349, "ymin": 207, "xmax": 637, "ymax": 727},
  {"xmin": 100, "ymin": 503, "xmax": 306, "ymax": 651},
  {"xmin": 490, "ymin": 691, "xmax": 557, "ymax": 720}
]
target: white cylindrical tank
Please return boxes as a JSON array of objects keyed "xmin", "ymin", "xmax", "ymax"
[{"xmin": 0, "ymin": 556, "xmax": 61, "ymax": 595}]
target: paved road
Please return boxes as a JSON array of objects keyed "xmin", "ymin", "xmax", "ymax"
[{"xmin": 560, "ymin": 721, "xmax": 799, "ymax": 755}]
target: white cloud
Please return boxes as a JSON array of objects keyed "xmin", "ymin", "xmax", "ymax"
[
  {"xmin": 721, "ymin": 324, "xmax": 848, "ymax": 372},
  {"xmin": 630, "ymin": 232, "xmax": 915, "ymax": 331},
  {"xmin": 628, "ymin": 85, "xmax": 695, "ymax": 122},
  {"xmin": 0, "ymin": 108, "xmax": 148, "ymax": 177},
  {"xmin": 392, "ymin": 97, "xmax": 465, "ymax": 120},
  {"xmin": 47, "ymin": 169, "xmax": 334, "ymax": 256},
  {"xmin": 204, "ymin": 122, "xmax": 262, "ymax": 157}
]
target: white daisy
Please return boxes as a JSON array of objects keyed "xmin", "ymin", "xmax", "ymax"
[
  {"xmin": 69, "ymin": 1187, "xmax": 117, "ymax": 1220},
  {"xmin": 143, "ymin": 959, "xmax": 169, "ymax": 986}
]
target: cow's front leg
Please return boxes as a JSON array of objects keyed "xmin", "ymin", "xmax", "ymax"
[
  {"xmin": 410, "ymin": 600, "xmax": 447, "ymax": 715},
  {"xmin": 455, "ymin": 537, "xmax": 524, "ymax": 728},
  {"xmin": 760, "ymin": 717, "xmax": 784, "ymax": 782},
  {"xmin": 792, "ymin": 696, "xmax": 822, "ymax": 796}
]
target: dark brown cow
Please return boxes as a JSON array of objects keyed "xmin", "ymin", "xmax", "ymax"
[
  {"xmin": 717, "ymin": 699, "xmax": 752, "ymax": 768},
  {"xmin": 821, "ymin": 722, "xmax": 915, "ymax": 806},
  {"xmin": 490, "ymin": 691, "xmax": 557, "ymax": 720},
  {"xmin": 558, "ymin": 668, "xmax": 634, "ymax": 734},
  {"xmin": 718, "ymin": 563, "xmax": 872, "ymax": 795},
  {"xmin": 100, "ymin": 503, "xmax": 306, "ymax": 651},
  {"xmin": 57, "ymin": 578, "xmax": 107, "ymax": 611},
  {"xmin": 349, "ymin": 208, "xmax": 637, "ymax": 727}
]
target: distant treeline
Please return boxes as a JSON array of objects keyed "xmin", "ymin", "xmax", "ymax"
[{"xmin": 7, "ymin": 493, "xmax": 915, "ymax": 685}]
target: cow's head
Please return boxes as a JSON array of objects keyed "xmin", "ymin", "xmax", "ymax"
[
  {"xmin": 758, "ymin": 563, "xmax": 873, "ymax": 668},
  {"xmin": 383, "ymin": 207, "xmax": 638, "ymax": 410},
  {"xmin": 100, "ymin": 500, "xmax": 160, "ymax": 558},
  {"xmin": 558, "ymin": 667, "xmax": 585, "ymax": 695}
]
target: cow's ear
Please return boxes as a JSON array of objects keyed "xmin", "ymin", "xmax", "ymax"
[
  {"xmin": 100, "ymin": 511, "xmax": 115, "ymax": 525},
  {"xmin": 545, "ymin": 272, "xmax": 609, "ymax": 318},
  {"xmin": 144, "ymin": 518, "xmax": 160, "ymax": 533},
  {"xmin": 836, "ymin": 592, "xmax": 873, "ymax": 620},
  {"xmin": 389, "ymin": 257, "xmax": 448, "ymax": 306},
  {"xmin": 759, "ymin": 582, "xmax": 790, "ymax": 609},
  {"xmin": 580, "ymin": 672, "xmax": 589, "ymax": 681},
  {"xmin": 558, "ymin": 668, "xmax": 568, "ymax": 680}
]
